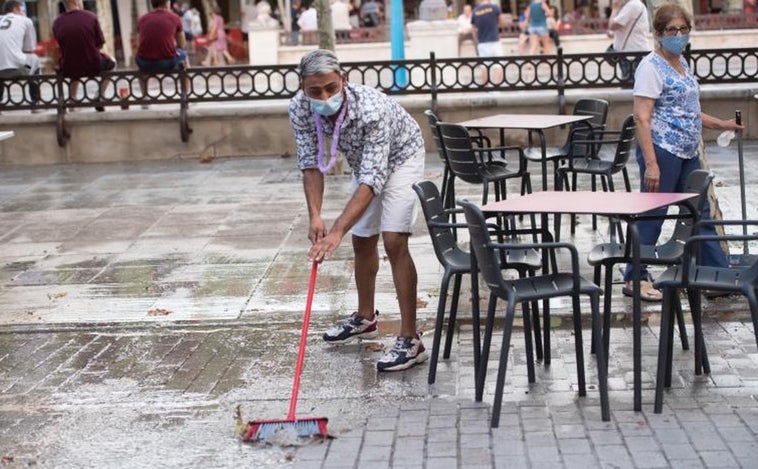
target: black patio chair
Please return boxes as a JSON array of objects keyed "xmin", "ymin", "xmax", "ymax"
[
  {"xmin": 523, "ymin": 98, "xmax": 609, "ymax": 191},
  {"xmin": 587, "ymin": 169, "xmax": 714, "ymax": 357},
  {"xmin": 424, "ymin": 110, "xmax": 456, "ymax": 214},
  {"xmin": 425, "ymin": 110, "xmax": 508, "ymax": 237},
  {"xmin": 556, "ymin": 114, "xmax": 635, "ymax": 238},
  {"xmin": 653, "ymin": 219, "xmax": 758, "ymax": 413},
  {"xmin": 412, "ymin": 181, "xmax": 541, "ymax": 385},
  {"xmin": 459, "ymin": 200, "xmax": 609, "ymax": 426},
  {"xmin": 437, "ymin": 121, "xmax": 531, "ymax": 205}
]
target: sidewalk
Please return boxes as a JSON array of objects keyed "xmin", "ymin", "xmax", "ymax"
[{"xmin": 0, "ymin": 142, "xmax": 756, "ymax": 468}]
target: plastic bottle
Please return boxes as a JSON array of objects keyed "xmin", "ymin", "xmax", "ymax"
[
  {"xmin": 118, "ymin": 80, "xmax": 130, "ymax": 110},
  {"xmin": 716, "ymin": 130, "xmax": 735, "ymax": 147}
]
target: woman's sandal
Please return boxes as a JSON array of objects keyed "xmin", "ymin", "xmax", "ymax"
[{"xmin": 622, "ymin": 281, "xmax": 663, "ymax": 302}]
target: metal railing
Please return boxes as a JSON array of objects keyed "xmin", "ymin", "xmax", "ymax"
[{"xmin": 1, "ymin": 46, "xmax": 756, "ymax": 147}]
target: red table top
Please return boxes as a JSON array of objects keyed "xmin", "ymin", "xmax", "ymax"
[
  {"xmin": 456, "ymin": 114, "xmax": 592, "ymax": 130},
  {"xmin": 480, "ymin": 191, "xmax": 698, "ymax": 216}
]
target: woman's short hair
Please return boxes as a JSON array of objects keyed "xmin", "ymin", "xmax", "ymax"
[
  {"xmin": 653, "ymin": 3, "xmax": 692, "ymax": 34},
  {"xmin": 298, "ymin": 49, "xmax": 342, "ymax": 78}
]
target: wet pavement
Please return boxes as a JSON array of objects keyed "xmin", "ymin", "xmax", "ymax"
[{"xmin": 0, "ymin": 141, "xmax": 757, "ymax": 468}]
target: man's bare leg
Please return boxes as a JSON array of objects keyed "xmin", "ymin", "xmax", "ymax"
[
  {"xmin": 352, "ymin": 234, "xmax": 379, "ymax": 321},
  {"xmin": 382, "ymin": 232, "xmax": 417, "ymax": 338}
]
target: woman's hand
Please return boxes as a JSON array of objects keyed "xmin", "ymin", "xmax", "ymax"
[
  {"xmin": 702, "ymin": 113, "xmax": 746, "ymax": 131},
  {"xmin": 722, "ymin": 118, "xmax": 745, "ymax": 132},
  {"xmin": 644, "ymin": 163, "xmax": 661, "ymax": 193}
]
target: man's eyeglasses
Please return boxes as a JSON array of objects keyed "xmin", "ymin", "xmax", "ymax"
[{"xmin": 662, "ymin": 25, "xmax": 691, "ymax": 36}]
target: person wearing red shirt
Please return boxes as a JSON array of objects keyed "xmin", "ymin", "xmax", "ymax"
[
  {"xmin": 53, "ymin": 0, "xmax": 116, "ymax": 111},
  {"xmin": 135, "ymin": 0, "xmax": 187, "ymax": 72}
]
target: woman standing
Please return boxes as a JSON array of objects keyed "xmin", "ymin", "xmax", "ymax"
[
  {"xmin": 624, "ymin": 3, "xmax": 744, "ymax": 300},
  {"xmin": 523, "ymin": 0, "xmax": 551, "ymax": 54},
  {"xmin": 204, "ymin": 7, "xmax": 235, "ymax": 65}
]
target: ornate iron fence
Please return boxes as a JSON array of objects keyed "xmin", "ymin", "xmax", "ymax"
[{"xmin": 1, "ymin": 46, "xmax": 756, "ymax": 147}]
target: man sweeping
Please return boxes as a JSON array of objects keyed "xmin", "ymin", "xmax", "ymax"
[{"xmin": 289, "ymin": 49, "xmax": 428, "ymax": 372}]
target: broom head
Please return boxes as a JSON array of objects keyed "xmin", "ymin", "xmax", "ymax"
[{"xmin": 243, "ymin": 416, "xmax": 328, "ymax": 442}]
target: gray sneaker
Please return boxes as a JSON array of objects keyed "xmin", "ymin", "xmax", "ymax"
[
  {"xmin": 323, "ymin": 311, "xmax": 379, "ymax": 344},
  {"xmin": 376, "ymin": 334, "xmax": 428, "ymax": 372}
]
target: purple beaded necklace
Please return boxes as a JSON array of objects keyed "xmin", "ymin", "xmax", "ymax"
[{"xmin": 314, "ymin": 98, "xmax": 348, "ymax": 174}]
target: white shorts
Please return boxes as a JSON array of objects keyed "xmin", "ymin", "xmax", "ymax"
[
  {"xmin": 477, "ymin": 41, "xmax": 504, "ymax": 57},
  {"xmin": 351, "ymin": 149, "xmax": 425, "ymax": 237}
]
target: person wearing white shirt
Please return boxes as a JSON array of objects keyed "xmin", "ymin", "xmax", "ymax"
[
  {"xmin": 331, "ymin": 0, "xmax": 352, "ymax": 39},
  {"xmin": 457, "ymin": 4, "xmax": 473, "ymax": 45},
  {"xmin": 0, "ymin": 0, "xmax": 40, "ymax": 107},
  {"xmin": 297, "ymin": 4, "xmax": 318, "ymax": 31},
  {"xmin": 608, "ymin": 0, "xmax": 650, "ymax": 83}
]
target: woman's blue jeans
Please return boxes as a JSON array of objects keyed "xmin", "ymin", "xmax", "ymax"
[{"xmin": 623, "ymin": 144, "xmax": 728, "ymax": 282}]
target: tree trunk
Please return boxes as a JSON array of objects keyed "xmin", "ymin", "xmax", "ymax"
[{"xmin": 316, "ymin": 0, "xmax": 335, "ymax": 51}]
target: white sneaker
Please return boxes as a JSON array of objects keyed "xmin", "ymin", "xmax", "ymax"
[
  {"xmin": 322, "ymin": 311, "xmax": 379, "ymax": 344},
  {"xmin": 376, "ymin": 334, "xmax": 428, "ymax": 372}
]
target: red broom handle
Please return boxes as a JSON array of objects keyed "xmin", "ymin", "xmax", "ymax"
[{"xmin": 287, "ymin": 260, "xmax": 318, "ymax": 420}]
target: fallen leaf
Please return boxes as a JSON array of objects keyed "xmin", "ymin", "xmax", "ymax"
[
  {"xmin": 199, "ymin": 154, "xmax": 215, "ymax": 164},
  {"xmin": 147, "ymin": 308, "xmax": 173, "ymax": 316},
  {"xmin": 234, "ymin": 404, "xmax": 249, "ymax": 438},
  {"xmin": 47, "ymin": 292, "xmax": 67, "ymax": 300},
  {"xmin": 416, "ymin": 297, "xmax": 428, "ymax": 308},
  {"xmin": 1, "ymin": 455, "xmax": 14, "ymax": 463},
  {"xmin": 365, "ymin": 343, "xmax": 384, "ymax": 352}
]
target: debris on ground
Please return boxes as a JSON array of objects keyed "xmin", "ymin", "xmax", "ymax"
[
  {"xmin": 364, "ymin": 342, "xmax": 384, "ymax": 352},
  {"xmin": 47, "ymin": 292, "xmax": 67, "ymax": 300},
  {"xmin": 147, "ymin": 308, "xmax": 173, "ymax": 316}
]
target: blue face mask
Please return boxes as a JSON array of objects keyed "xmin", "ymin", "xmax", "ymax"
[
  {"xmin": 660, "ymin": 34, "xmax": 689, "ymax": 56},
  {"xmin": 309, "ymin": 91, "xmax": 344, "ymax": 117}
]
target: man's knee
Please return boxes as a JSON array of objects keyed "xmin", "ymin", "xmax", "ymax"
[{"xmin": 382, "ymin": 232, "xmax": 411, "ymax": 260}]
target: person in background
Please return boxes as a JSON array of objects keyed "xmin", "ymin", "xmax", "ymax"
[
  {"xmin": 523, "ymin": 0, "xmax": 551, "ymax": 54},
  {"xmin": 135, "ymin": 0, "xmax": 188, "ymax": 106},
  {"xmin": 457, "ymin": 4, "xmax": 473, "ymax": 46},
  {"xmin": 53, "ymin": 0, "xmax": 116, "ymax": 112},
  {"xmin": 289, "ymin": 0, "xmax": 302, "ymax": 44},
  {"xmin": 470, "ymin": 0, "xmax": 505, "ymax": 83},
  {"xmin": 0, "ymin": 0, "xmax": 40, "ymax": 111},
  {"xmin": 331, "ymin": 0, "xmax": 352, "ymax": 40},
  {"xmin": 608, "ymin": 0, "xmax": 650, "ymax": 86},
  {"xmin": 180, "ymin": 3, "xmax": 195, "ymax": 52},
  {"xmin": 348, "ymin": 0, "xmax": 360, "ymax": 29},
  {"xmin": 360, "ymin": 0, "xmax": 381, "ymax": 27},
  {"xmin": 625, "ymin": 3, "xmax": 744, "ymax": 301},
  {"xmin": 289, "ymin": 49, "xmax": 428, "ymax": 371},
  {"xmin": 547, "ymin": 3, "xmax": 560, "ymax": 49},
  {"xmin": 204, "ymin": 6, "xmax": 235, "ymax": 65},
  {"xmin": 189, "ymin": 7, "xmax": 202, "ymax": 40},
  {"xmin": 297, "ymin": 1, "xmax": 318, "ymax": 32},
  {"xmin": 516, "ymin": 12, "xmax": 529, "ymax": 54}
]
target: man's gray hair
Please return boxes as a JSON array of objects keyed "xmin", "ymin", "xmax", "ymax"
[{"xmin": 298, "ymin": 49, "xmax": 342, "ymax": 77}]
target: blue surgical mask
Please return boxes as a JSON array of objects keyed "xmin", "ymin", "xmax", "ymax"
[
  {"xmin": 309, "ymin": 91, "xmax": 344, "ymax": 117},
  {"xmin": 660, "ymin": 34, "xmax": 689, "ymax": 56}
]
